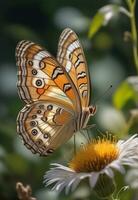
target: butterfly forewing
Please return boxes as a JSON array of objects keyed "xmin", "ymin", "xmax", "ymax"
[
  {"xmin": 17, "ymin": 101, "xmax": 75, "ymax": 156},
  {"xmin": 57, "ymin": 28, "xmax": 90, "ymax": 107},
  {"xmin": 16, "ymin": 40, "xmax": 81, "ymax": 112}
]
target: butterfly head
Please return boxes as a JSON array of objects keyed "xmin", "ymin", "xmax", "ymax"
[{"xmin": 88, "ymin": 105, "xmax": 97, "ymax": 116}]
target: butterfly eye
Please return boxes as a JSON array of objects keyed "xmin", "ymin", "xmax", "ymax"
[
  {"xmin": 31, "ymin": 129, "xmax": 38, "ymax": 136},
  {"xmin": 32, "ymin": 69, "xmax": 37, "ymax": 75},
  {"xmin": 39, "ymin": 61, "xmax": 45, "ymax": 69},
  {"xmin": 33, "ymin": 78, "xmax": 44, "ymax": 88},
  {"xmin": 37, "ymin": 110, "xmax": 42, "ymax": 114},
  {"xmin": 43, "ymin": 133, "xmax": 49, "ymax": 139},
  {"xmin": 30, "ymin": 121, "xmax": 37, "ymax": 127},
  {"xmin": 89, "ymin": 105, "xmax": 97, "ymax": 116},
  {"xmin": 47, "ymin": 105, "xmax": 53, "ymax": 111},
  {"xmin": 28, "ymin": 60, "xmax": 33, "ymax": 66},
  {"xmin": 32, "ymin": 115, "xmax": 37, "ymax": 119},
  {"xmin": 36, "ymin": 79, "xmax": 43, "ymax": 86}
]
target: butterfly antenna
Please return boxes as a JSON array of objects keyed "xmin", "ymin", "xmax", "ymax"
[{"xmin": 93, "ymin": 84, "xmax": 113, "ymax": 105}]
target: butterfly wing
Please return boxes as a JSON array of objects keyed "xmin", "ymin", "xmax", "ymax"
[
  {"xmin": 16, "ymin": 40, "xmax": 81, "ymax": 112},
  {"xmin": 17, "ymin": 101, "xmax": 75, "ymax": 156},
  {"xmin": 57, "ymin": 28, "xmax": 90, "ymax": 107}
]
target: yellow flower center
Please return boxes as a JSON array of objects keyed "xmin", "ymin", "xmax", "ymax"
[{"xmin": 69, "ymin": 136, "xmax": 119, "ymax": 173}]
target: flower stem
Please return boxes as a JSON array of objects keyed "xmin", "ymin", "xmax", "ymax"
[{"xmin": 127, "ymin": 0, "xmax": 138, "ymax": 73}]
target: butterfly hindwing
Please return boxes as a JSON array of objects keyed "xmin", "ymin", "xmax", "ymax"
[
  {"xmin": 57, "ymin": 28, "xmax": 90, "ymax": 107},
  {"xmin": 17, "ymin": 101, "xmax": 75, "ymax": 156},
  {"xmin": 16, "ymin": 40, "xmax": 81, "ymax": 112}
]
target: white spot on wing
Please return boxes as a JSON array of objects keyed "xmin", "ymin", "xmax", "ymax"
[
  {"xmin": 47, "ymin": 87, "xmax": 72, "ymax": 105},
  {"xmin": 66, "ymin": 61, "xmax": 71, "ymax": 72},
  {"xmin": 68, "ymin": 41, "xmax": 79, "ymax": 52},
  {"xmin": 36, "ymin": 70, "xmax": 50, "ymax": 84},
  {"xmin": 33, "ymin": 51, "xmax": 51, "ymax": 69}
]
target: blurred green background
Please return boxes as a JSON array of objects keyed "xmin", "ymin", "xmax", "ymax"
[{"xmin": 0, "ymin": 0, "xmax": 138, "ymax": 199}]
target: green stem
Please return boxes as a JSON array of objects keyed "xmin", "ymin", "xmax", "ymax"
[{"xmin": 127, "ymin": 0, "xmax": 138, "ymax": 73}]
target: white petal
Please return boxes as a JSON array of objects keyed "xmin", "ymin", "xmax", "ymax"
[
  {"xmin": 70, "ymin": 177, "xmax": 82, "ymax": 192},
  {"xmin": 66, "ymin": 174, "xmax": 86, "ymax": 194},
  {"xmin": 117, "ymin": 134, "xmax": 138, "ymax": 150},
  {"xmin": 52, "ymin": 181, "xmax": 65, "ymax": 193},
  {"xmin": 44, "ymin": 168, "xmax": 75, "ymax": 180},
  {"xmin": 50, "ymin": 163, "xmax": 75, "ymax": 172},
  {"xmin": 79, "ymin": 173, "xmax": 90, "ymax": 180},
  {"xmin": 89, "ymin": 173, "xmax": 99, "ymax": 188},
  {"xmin": 104, "ymin": 167, "xmax": 114, "ymax": 178},
  {"xmin": 117, "ymin": 140, "xmax": 124, "ymax": 146},
  {"xmin": 65, "ymin": 178, "xmax": 76, "ymax": 194},
  {"xmin": 116, "ymin": 134, "xmax": 138, "ymax": 168},
  {"xmin": 44, "ymin": 178, "xmax": 62, "ymax": 186},
  {"xmin": 110, "ymin": 161, "xmax": 125, "ymax": 173}
]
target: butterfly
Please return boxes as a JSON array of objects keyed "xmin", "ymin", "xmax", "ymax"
[{"xmin": 16, "ymin": 28, "xmax": 96, "ymax": 156}]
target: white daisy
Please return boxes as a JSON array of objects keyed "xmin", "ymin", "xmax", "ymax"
[{"xmin": 44, "ymin": 134, "xmax": 138, "ymax": 195}]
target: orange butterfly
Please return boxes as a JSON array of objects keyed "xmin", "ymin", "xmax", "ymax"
[{"xmin": 16, "ymin": 28, "xmax": 96, "ymax": 156}]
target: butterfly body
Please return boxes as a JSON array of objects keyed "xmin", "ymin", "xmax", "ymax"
[{"xmin": 16, "ymin": 28, "xmax": 95, "ymax": 156}]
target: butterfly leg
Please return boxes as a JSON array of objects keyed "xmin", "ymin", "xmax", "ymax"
[{"xmin": 85, "ymin": 124, "xmax": 96, "ymax": 130}]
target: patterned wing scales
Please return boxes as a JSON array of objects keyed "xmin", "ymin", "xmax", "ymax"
[
  {"xmin": 16, "ymin": 40, "xmax": 81, "ymax": 112},
  {"xmin": 17, "ymin": 101, "xmax": 75, "ymax": 156},
  {"xmin": 57, "ymin": 28, "xmax": 90, "ymax": 107}
]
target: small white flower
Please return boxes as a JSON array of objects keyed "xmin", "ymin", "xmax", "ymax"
[{"xmin": 44, "ymin": 134, "xmax": 138, "ymax": 194}]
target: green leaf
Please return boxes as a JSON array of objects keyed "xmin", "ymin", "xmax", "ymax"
[
  {"xmin": 113, "ymin": 76, "xmax": 138, "ymax": 110},
  {"xmin": 88, "ymin": 4, "xmax": 131, "ymax": 38},
  {"xmin": 88, "ymin": 13, "xmax": 104, "ymax": 38}
]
